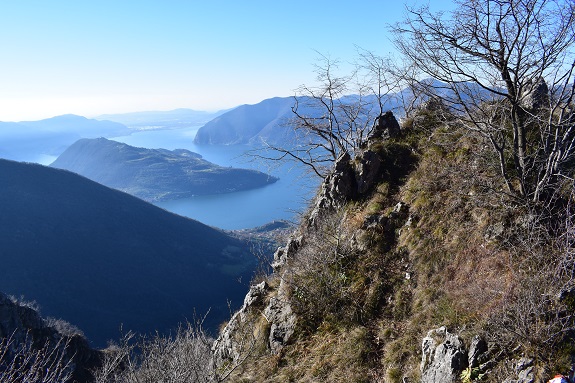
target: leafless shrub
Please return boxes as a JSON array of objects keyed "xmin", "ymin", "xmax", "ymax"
[
  {"xmin": 485, "ymin": 191, "xmax": 575, "ymax": 375},
  {"xmin": 45, "ymin": 317, "xmax": 85, "ymax": 339},
  {"xmin": 93, "ymin": 322, "xmax": 216, "ymax": 383},
  {"xmin": 7, "ymin": 295, "xmax": 40, "ymax": 312},
  {"xmin": 0, "ymin": 332, "xmax": 72, "ymax": 383}
]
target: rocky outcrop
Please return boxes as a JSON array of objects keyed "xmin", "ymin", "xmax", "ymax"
[
  {"xmin": 502, "ymin": 358, "xmax": 536, "ymax": 383},
  {"xmin": 271, "ymin": 235, "xmax": 303, "ymax": 270},
  {"xmin": 521, "ymin": 77, "xmax": 549, "ymax": 112},
  {"xmin": 263, "ymin": 279, "xmax": 296, "ymax": 354},
  {"xmin": 370, "ymin": 111, "xmax": 401, "ymax": 141},
  {"xmin": 356, "ymin": 150, "xmax": 383, "ymax": 194},
  {"xmin": 468, "ymin": 335, "xmax": 488, "ymax": 369},
  {"xmin": 420, "ymin": 327, "xmax": 491, "ymax": 383},
  {"xmin": 309, "ymin": 111, "xmax": 407, "ymax": 226},
  {"xmin": 0, "ymin": 292, "xmax": 101, "ymax": 383},
  {"xmin": 213, "ymin": 111, "xmax": 411, "ymax": 365},
  {"xmin": 421, "ymin": 327, "xmax": 469, "ymax": 383},
  {"xmin": 212, "ymin": 276, "xmax": 297, "ymax": 365},
  {"xmin": 212, "ymin": 281, "xmax": 269, "ymax": 364}
]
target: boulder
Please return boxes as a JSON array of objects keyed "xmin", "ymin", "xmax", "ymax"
[{"xmin": 421, "ymin": 327, "xmax": 468, "ymax": 383}]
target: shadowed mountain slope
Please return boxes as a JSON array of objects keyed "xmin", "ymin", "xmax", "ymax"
[{"xmin": 0, "ymin": 159, "xmax": 256, "ymax": 347}]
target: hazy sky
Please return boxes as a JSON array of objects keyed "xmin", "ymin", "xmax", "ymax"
[{"xmin": 0, "ymin": 1, "xmax": 454, "ymax": 121}]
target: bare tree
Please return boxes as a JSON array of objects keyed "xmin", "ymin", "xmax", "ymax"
[
  {"xmin": 393, "ymin": 0, "xmax": 575, "ymax": 203},
  {"xmin": 255, "ymin": 52, "xmax": 404, "ymax": 178}
]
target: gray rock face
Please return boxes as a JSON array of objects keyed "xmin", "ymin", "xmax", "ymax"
[
  {"xmin": 212, "ymin": 277, "xmax": 297, "ymax": 367},
  {"xmin": 356, "ymin": 150, "xmax": 383, "ymax": 194},
  {"xmin": 309, "ymin": 152, "xmax": 356, "ymax": 225},
  {"xmin": 272, "ymin": 235, "xmax": 303, "ymax": 270},
  {"xmin": 521, "ymin": 77, "xmax": 549, "ymax": 112},
  {"xmin": 468, "ymin": 335, "xmax": 488, "ymax": 369},
  {"xmin": 264, "ymin": 280, "xmax": 296, "ymax": 354},
  {"xmin": 309, "ymin": 112, "xmax": 406, "ymax": 225},
  {"xmin": 371, "ymin": 111, "xmax": 401, "ymax": 141},
  {"xmin": 503, "ymin": 358, "xmax": 536, "ymax": 383},
  {"xmin": 421, "ymin": 327, "xmax": 469, "ymax": 383},
  {"xmin": 324, "ymin": 152, "xmax": 357, "ymax": 205},
  {"xmin": 212, "ymin": 281, "xmax": 269, "ymax": 364}
]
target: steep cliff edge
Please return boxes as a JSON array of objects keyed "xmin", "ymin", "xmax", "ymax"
[{"xmin": 212, "ymin": 107, "xmax": 575, "ymax": 382}]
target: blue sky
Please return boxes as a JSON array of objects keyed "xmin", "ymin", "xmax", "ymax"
[{"xmin": 0, "ymin": 1, "xmax": 454, "ymax": 121}]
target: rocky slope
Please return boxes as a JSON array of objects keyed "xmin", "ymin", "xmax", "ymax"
[
  {"xmin": 211, "ymin": 108, "xmax": 575, "ymax": 382},
  {"xmin": 51, "ymin": 138, "xmax": 278, "ymax": 201}
]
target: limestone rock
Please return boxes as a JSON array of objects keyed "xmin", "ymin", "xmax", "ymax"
[
  {"xmin": 521, "ymin": 77, "xmax": 549, "ymax": 112},
  {"xmin": 212, "ymin": 281, "xmax": 269, "ymax": 364},
  {"xmin": 370, "ymin": 111, "xmax": 401, "ymax": 141},
  {"xmin": 264, "ymin": 293, "xmax": 296, "ymax": 354},
  {"xmin": 468, "ymin": 335, "xmax": 488, "ymax": 369},
  {"xmin": 325, "ymin": 151, "xmax": 357, "ymax": 203},
  {"xmin": 421, "ymin": 327, "xmax": 468, "ymax": 383},
  {"xmin": 356, "ymin": 150, "xmax": 383, "ymax": 194},
  {"xmin": 309, "ymin": 152, "xmax": 356, "ymax": 225},
  {"xmin": 272, "ymin": 235, "xmax": 302, "ymax": 270},
  {"xmin": 503, "ymin": 358, "xmax": 535, "ymax": 383}
]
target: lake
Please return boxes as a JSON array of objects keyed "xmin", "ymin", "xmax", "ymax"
[{"xmin": 111, "ymin": 126, "xmax": 318, "ymax": 230}]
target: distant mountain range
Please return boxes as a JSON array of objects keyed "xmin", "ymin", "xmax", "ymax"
[
  {"xmin": 192, "ymin": 82, "xmax": 490, "ymax": 147},
  {"xmin": 51, "ymin": 138, "xmax": 278, "ymax": 201},
  {"xmin": 0, "ymin": 159, "xmax": 258, "ymax": 347},
  {"xmin": 0, "ymin": 114, "xmax": 129, "ymax": 163},
  {"xmin": 18, "ymin": 114, "xmax": 129, "ymax": 136},
  {"xmin": 96, "ymin": 108, "xmax": 230, "ymax": 128}
]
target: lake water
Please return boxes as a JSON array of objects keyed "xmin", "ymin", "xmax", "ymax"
[{"xmin": 111, "ymin": 126, "xmax": 318, "ymax": 230}]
